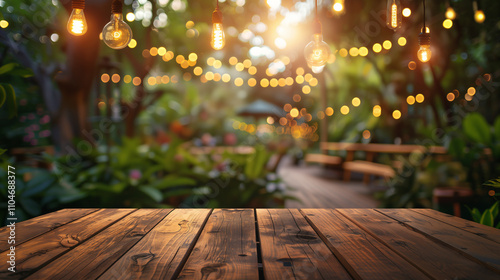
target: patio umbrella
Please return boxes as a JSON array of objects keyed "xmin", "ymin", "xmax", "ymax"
[{"xmin": 237, "ymin": 99, "xmax": 284, "ymax": 120}]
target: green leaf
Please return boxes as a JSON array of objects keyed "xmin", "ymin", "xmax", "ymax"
[
  {"xmin": 489, "ymin": 201, "xmax": 499, "ymax": 218},
  {"xmin": 152, "ymin": 176, "xmax": 197, "ymax": 190},
  {"xmin": 463, "ymin": 113, "xmax": 491, "ymax": 145},
  {"xmin": 471, "ymin": 208, "xmax": 481, "ymax": 223},
  {"xmin": 140, "ymin": 186, "xmax": 163, "ymax": 203},
  {"xmin": 9, "ymin": 68, "xmax": 34, "ymax": 78},
  {"xmin": 494, "ymin": 116, "xmax": 500, "ymax": 141},
  {"xmin": 480, "ymin": 210, "xmax": 494, "ymax": 227},
  {"xmin": 0, "ymin": 85, "xmax": 6, "ymax": 108},
  {"xmin": 447, "ymin": 138, "xmax": 465, "ymax": 160},
  {"xmin": 0, "ymin": 83, "xmax": 17, "ymax": 118},
  {"xmin": 0, "ymin": 63, "xmax": 16, "ymax": 75}
]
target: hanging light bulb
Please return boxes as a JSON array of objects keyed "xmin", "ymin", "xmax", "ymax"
[
  {"xmin": 417, "ymin": 0, "xmax": 431, "ymax": 63},
  {"xmin": 304, "ymin": 0, "xmax": 330, "ymax": 72},
  {"xmin": 67, "ymin": 0, "xmax": 87, "ymax": 36},
  {"xmin": 102, "ymin": 0, "xmax": 133, "ymax": 50},
  {"xmin": 386, "ymin": 0, "xmax": 402, "ymax": 30},
  {"xmin": 473, "ymin": 1, "xmax": 485, "ymax": 23},
  {"xmin": 445, "ymin": 7, "xmax": 456, "ymax": 20},
  {"xmin": 211, "ymin": 1, "xmax": 225, "ymax": 50},
  {"xmin": 332, "ymin": 0, "xmax": 345, "ymax": 15}
]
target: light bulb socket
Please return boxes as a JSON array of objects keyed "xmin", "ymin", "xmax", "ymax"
[
  {"xmin": 212, "ymin": 8, "xmax": 222, "ymax": 24},
  {"xmin": 418, "ymin": 32, "xmax": 430, "ymax": 46},
  {"xmin": 313, "ymin": 19, "xmax": 322, "ymax": 35},
  {"xmin": 72, "ymin": 0, "xmax": 85, "ymax": 10},
  {"xmin": 111, "ymin": 0, "xmax": 123, "ymax": 14}
]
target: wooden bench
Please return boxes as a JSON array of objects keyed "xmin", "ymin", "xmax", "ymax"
[
  {"xmin": 304, "ymin": 153, "xmax": 342, "ymax": 166},
  {"xmin": 320, "ymin": 142, "xmax": 447, "ymax": 185},
  {"xmin": 343, "ymin": 160, "xmax": 396, "ymax": 184}
]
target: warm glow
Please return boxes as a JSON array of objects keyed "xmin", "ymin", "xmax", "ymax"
[
  {"xmin": 392, "ymin": 110, "xmax": 401, "ymax": 120},
  {"xmin": 248, "ymin": 78, "xmax": 257, "ymax": 87},
  {"xmin": 352, "ymin": 97, "xmax": 361, "ymax": 107},
  {"xmin": 340, "ymin": 106, "xmax": 349, "ymax": 115},
  {"xmin": 290, "ymin": 108, "xmax": 299, "ymax": 118},
  {"xmin": 446, "ymin": 92, "xmax": 455, "ymax": 102},
  {"xmin": 383, "ymin": 40, "xmax": 392, "ymax": 50},
  {"xmin": 373, "ymin": 43, "xmax": 382, "ymax": 53},
  {"xmin": 332, "ymin": 0, "xmax": 345, "ymax": 13},
  {"xmin": 398, "ymin": 37, "xmax": 407, "ymax": 46},
  {"xmin": 407, "ymin": 95, "xmax": 415, "ymax": 105},
  {"xmin": 211, "ymin": 22, "xmax": 225, "ymax": 50},
  {"xmin": 193, "ymin": 67, "xmax": 203, "ymax": 76},
  {"xmin": 402, "ymin": 8, "xmax": 411, "ymax": 17},
  {"xmin": 386, "ymin": 0, "xmax": 401, "ymax": 30},
  {"xmin": 475, "ymin": 10, "xmax": 485, "ymax": 23},
  {"xmin": 302, "ymin": 85, "xmax": 311, "ymax": 94},
  {"xmin": 128, "ymin": 39, "xmax": 137, "ymax": 48},
  {"xmin": 0, "ymin": 20, "xmax": 9, "ymax": 29},
  {"xmin": 373, "ymin": 105, "xmax": 381, "ymax": 117},
  {"xmin": 325, "ymin": 107, "xmax": 334, "ymax": 116},
  {"xmin": 443, "ymin": 19, "xmax": 453, "ymax": 29},
  {"xmin": 408, "ymin": 61, "xmax": 417, "ymax": 70},
  {"xmin": 467, "ymin": 87, "xmax": 476, "ymax": 96},
  {"xmin": 391, "ymin": 4, "xmax": 398, "ymax": 28},
  {"xmin": 101, "ymin": 74, "xmax": 110, "ymax": 83},
  {"xmin": 126, "ymin": 12, "xmax": 135, "ymax": 22},
  {"xmin": 359, "ymin": 47, "xmax": 368, "ymax": 56},
  {"xmin": 267, "ymin": 117, "xmax": 275, "ymax": 124},
  {"xmin": 363, "ymin": 130, "xmax": 371, "ymax": 139},
  {"xmin": 446, "ymin": 7, "xmax": 456, "ymax": 20},
  {"xmin": 416, "ymin": 93, "xmax": 425, "ymax": 103},
  {"xmin": 67, "ymin": 9, "xmax": 87, "ymax": 36},
  {"xmin": 417, "ymin": 45, "xmax": 431, "ymax": 62},
  {"xmin": 304, "ymin": 33, "xmax": 330, "ymax": 69},
  {"xmin": 234, "ymin": 78, "xmax": 244, "ymax": 87}
]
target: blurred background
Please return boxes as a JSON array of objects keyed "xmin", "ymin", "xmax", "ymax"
[{"xmin": 0, "ymin": 0, "xmax": 499, "ymax": 227}]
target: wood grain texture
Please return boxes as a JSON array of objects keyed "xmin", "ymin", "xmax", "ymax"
[
  {"xmin": 301, "ymin": 209, "xmax": 429, "ymax": 280},
  {"xmin": 413, "ymin": 208, "xmax": 500, "ymax": 244},
  {"xmin": 257, "ymin": 209, "xmax": 352, "ymax": 280},
  {"xmin": 377, "ymin": 208, "xmax": 500, "ymax": 273},
  {"xmin": 0, "ymin": 208, "xmax": 134, "ymax": 279},
  {"xmin": 338, "ymin": 209, "xmax": 500, "ymax": 279},
  {"xmin": 98, "ymin": 209, "xmax": 211, "ymax": 280},
  {"xmin": 0, "ymin": 208, "xmax": 99, "ymax": 251},
  {"xmin": 177, "ymin": 209, "xmax": 258, "ymax": 280},
  {"xmin": 25, "ymin": 209, "xmax": 171, "ymax": 280}
]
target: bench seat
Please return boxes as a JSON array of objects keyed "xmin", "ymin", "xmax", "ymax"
[
  {"xmin": 343, "ymin": 160, "xmax": 395, "ymax": 184},
  {"xmin": 305, "ymin": 154, "xmax": 342, "ymax": 166}
]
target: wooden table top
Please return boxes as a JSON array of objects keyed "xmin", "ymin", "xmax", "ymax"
[{"xmin": 1, "ymin": 208, "xmax": 499, "ymax": 279}]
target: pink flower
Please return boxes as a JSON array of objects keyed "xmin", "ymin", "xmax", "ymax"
[{"xmin": 129, "ymin": 169, "xmax": 142, "ymax": 180}]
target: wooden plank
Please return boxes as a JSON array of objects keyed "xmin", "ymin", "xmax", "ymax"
[
  {"xmin": 98, "ymin": 209, "xmax": 211, "ymax": 280},
  {"xmin": 177, "ymin": 209, "xmax": 258, "ymax": 279},
  {"xmin": 413, "ymin": 208, "xmax": 500, "ymax": 244},
  {"xmin": 338, "ymin": 209, "xmax": 499, "ymax": 279},
  {"xmin": 0, "ymin": 208, "xmax": 99, "ymax": 251},
  {"xmin": 25, "ymin": 209, "xmax": 172, "ymax": 280},
  {"xmin": 301, "ymin": 209, "xmax": 429, "ymax": 280},
  {"xmin": 0, "ymin": 209, "xmax": 134, "ymax": 279},
  {"xmin": 257, "ymin": 209, "xmax": 352, "ymax": 280},
  {"xmin": 377, "ymin": 209, "xmax": 500, "ymax": 273}
]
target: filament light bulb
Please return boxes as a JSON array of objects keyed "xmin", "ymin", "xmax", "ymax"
[
  {"xmin": 332, "ymin": 0, "xmax": 345, "ymax": 15},
  {"xmin": 417, "ymin": 32, "xmax": 431, "ymax": 63},
  {"xmin": 474, "ymin": 10, "xmax": 485, "ymax": 23},
  {"xmin": 211, "ymin": 7, "xmax": 225, "ymax": 50},
  {"xmin": 386, "ymin": 0, "xmax": 402, "ymax": 30},
  {"xmin": 67, "ymin": 0, "xmax": 87, "ymax": 36},
  {"xmin": 304, "ymin": 33, "xmax": 330, "ymax": 71},
  {"xmin": 102, "ymin": 13, "xmax": 133, "ymax": 50},
  {"xmin": 445, "ymin": 7, "xmax": 456, "ymax": 20}
]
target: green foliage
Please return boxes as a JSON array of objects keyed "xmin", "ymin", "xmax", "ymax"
[
  {"xmin": 0, "ymin": 62, "xmax": 32, "ymax": 118},
  {"xmin": 468, "ymin": 201, "xmax": 500, "ymax": 228}
]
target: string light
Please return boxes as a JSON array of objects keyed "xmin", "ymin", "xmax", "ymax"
[
  {"xmin": 304, "ymin": 0, "xmax": 330, "ymax": 73},
  {"xmin": 332, "ymin": 0, "xmax": 345, "ymax": 15},
  {"xmin": 473, "ymin": 1, "xmax": 485, "ymax": 23},
  {"xmin": 386, "ymin": 0, "xmax": 402, "ymax": 30},
  {"xmin": 102, "ymin": 0, "xmax": 133, "ymax": 49},
  {"xmin": 445, "ymin": 1, "xmax": 456, "ymax": 20},
  {"xmin": 417, "ymin": 0, "xmax": 431, "ymax": 63},
  {"xmin": 211, "ymin": 0, "xmax": 225, "ymax": 50},
  {"xmin": 67, "ymin": 0, "xmax": 87, "ymax": 36}
]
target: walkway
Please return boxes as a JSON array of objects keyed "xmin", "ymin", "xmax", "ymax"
[{"xmin": 280, "ymin": 163, "xmax": 379, "ymax": 208}]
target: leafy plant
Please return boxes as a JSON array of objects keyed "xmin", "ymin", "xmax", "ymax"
[{"xmin": 466, "ymin": 177, "xmax": 500, "ymax": 228}]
